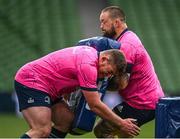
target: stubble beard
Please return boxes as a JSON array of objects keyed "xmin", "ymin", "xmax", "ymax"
[{"xmin": 102, "ymin": 26, "xmax": 116, "ymax": 39}]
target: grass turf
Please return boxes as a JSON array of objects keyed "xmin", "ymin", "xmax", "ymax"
[{"xmin": 0, "ymin": 113, "xmax": 155, "ymax": 138}]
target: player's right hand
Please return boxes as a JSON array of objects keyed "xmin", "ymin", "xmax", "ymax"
[{"xmin": 119, "ymin": 118, "xmax": 140, "ymax": 137}]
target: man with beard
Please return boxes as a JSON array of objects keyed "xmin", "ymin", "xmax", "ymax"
[{"xmin": 93, "ymin": 6, "xmax": 165, "ymax": 138}]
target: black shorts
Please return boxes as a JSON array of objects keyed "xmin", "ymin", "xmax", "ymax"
[
  {"xmin": 14, "ymin": 80, "xmax": 62, "ymax": 111},
  {"xmin": 113, "ymin": 102, "xmax": 155, "ymax": 127}
]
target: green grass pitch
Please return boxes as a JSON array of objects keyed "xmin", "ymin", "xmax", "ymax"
[{"xmin": 0, "ymin": 113, "xmax": 155, "ymax": 138}]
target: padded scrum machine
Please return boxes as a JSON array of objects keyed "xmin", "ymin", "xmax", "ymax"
[
  {"xmin": 70, "ymin": 79, "xmax": 108, "ymax": 135},
  {"xmin": 76, "ymin": 36, "xmax": 121, "ymax": 51},
  {"xmin": 155, "ymin": 97, "xmax": 180, "ymax": 138}
]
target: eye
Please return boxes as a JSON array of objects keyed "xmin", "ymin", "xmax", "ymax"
[{"xmin": 100, "ymin": 19, "xmax": 107, "ymax": 25}]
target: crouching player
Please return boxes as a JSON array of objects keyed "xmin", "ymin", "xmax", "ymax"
[
  {"xmin": 14, "ymin": 40, "xmax": 140, "ymax": 138},
  {"xmin": 45, "ymin": 36, "xmax": 137, "ymax": 138}
]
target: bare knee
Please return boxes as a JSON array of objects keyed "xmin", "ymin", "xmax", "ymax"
[
  {"xmin": 94, "ymin": 120, "xmax": 116, "ymax": 138},
  {"xmin": 27, "ymin": 124, "xmax": 51, "ymax": 138},
  {"xmin": 39, "ymin": 125, "xmax": 52, "ymax": 137},
  {"xmin": 94, "ymin": 124, "xmax": 103, "ymax": 138},
  {"xmin": 53, "ymin": 112, "xmax": 74, "ymax": 132},
  {"xmin": 94, "ymin": 121, "xmax": 133, "ymax": 138},
  {"xmin": 22, "ymin": 106, "xmax": 52, "ymax": 138},
  {"xmin": 52, "ymin": 101, "xmax": 75, "ymax": 132},
  {"xmin": 94, "ymin": 120, "xmax": 117, "ymax": 138}
]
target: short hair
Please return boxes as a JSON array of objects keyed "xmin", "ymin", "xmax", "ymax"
[
  {"xmin": 102, "ymin": 49, "xmax": 127, "ymax": 76},
  {"xmin": 101, "ymin": 6, "xmax": 126, "ymax": 22},
  {"xmin": 102, "ymin": 49, "xmax": 128, "ymax": 91}
]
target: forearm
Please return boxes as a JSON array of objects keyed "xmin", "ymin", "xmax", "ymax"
[
  {"xmin": 82, "ymin": 90, "xmax": 140, "ymax": 137},
  {"xmin": 90, "ymin": 99, "xmax": 123, "ymax": 128},
  {"xmin": 82, "ymin": 90, "xmax": 123, "ymax": 128}
]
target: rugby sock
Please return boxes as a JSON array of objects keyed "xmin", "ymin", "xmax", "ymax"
[
  {"xmin": 49, "ymin": 127, "xmax": 68, "ymax": 138},
  {"xmin": 20, "ymin": 133, "xmax": 30, "ymax": 138}
]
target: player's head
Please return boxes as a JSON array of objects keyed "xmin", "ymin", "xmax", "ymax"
[
  {"xmin": 106, "ymin": 73, "xmax": 128, "ymax": 91},
  {"xmin": 98, "ymin": 49, "xmax": 127, "ymax": 80},
  {"xmin": 100, "ymin": 6, "xmax": 126, "ymax": 39}
]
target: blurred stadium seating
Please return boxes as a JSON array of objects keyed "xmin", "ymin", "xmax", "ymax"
[
  {"xmin": 0, "ymin": 0, "xmax": 82, "ymax": 91},
  {"xmin": 0, "ymin": 0, "xmax": 180, "ymax": 113}
]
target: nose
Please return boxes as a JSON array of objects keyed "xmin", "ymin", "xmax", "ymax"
[{"xmin": 100, "ymin": 23, "xmax": 104, "ymax": 30}]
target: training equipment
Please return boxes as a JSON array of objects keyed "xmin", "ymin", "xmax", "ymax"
[
  {"xmin": 77, "ymin": 36, "xmax": 121, "ymax": 52},
  {"xmin": 70, "ymin": 79, "xmax": 108, "ymax": 135},
  {"xmin": 155, "ymin": 97, "xmax": 180, "ymax": 138}
]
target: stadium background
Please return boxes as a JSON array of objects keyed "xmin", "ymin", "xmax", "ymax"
[{"xmin": 0, "ymin": 0, "xmax": 179, "ymax": 137}]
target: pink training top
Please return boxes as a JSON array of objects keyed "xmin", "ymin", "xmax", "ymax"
[
  {"xmin": 118, "ymin": 30, "xmax": 164, "ymax": 110},
  {"xmin": 15, "ymin": 46, "xmax": 98, "ymax": 101}
]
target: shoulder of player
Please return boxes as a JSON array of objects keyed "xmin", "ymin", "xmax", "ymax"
[{"xmin": 119, "ymin": 31, "xmax": 144, "ymax": 49}]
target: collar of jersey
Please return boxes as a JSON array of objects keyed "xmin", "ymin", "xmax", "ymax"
[{"xmin": 116, "ymin": 28, "xmax": 129, "ymax": 41}]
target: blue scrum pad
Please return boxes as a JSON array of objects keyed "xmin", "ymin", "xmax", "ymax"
[
  {"xmin": 70, "ymin": 94, "xmax": 97, "ymax": 135},
  {"xmin": 155, "ymin": 97, "xmax": 180, "ymax": 138},
  {"xmin": 70, "ymin": 79, "xmax": 108, "ymax": 135}
]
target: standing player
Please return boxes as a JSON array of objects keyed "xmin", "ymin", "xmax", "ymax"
[
  {"xmin": 14, "ymin": 45, "xmax": 140, "ymax": 138},
  {"xmin": 94, "ymin": 6, "xmax": 165, "ymax": 138}
]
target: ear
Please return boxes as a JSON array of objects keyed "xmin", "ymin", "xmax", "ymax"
[{"xmin": 114, "ymin": 19, "xmax": 121, "ymax": 28}]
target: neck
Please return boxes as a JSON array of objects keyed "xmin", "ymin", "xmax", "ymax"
[{"xmin": 114, "ymin": 23, "xmax": 128, "ymax": 39}]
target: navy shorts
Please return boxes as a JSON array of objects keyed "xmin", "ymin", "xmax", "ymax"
[
  {"xmin": 14, "ymin": 80, "xmax": 54, "ymax": 111},
  {"xmin": 113, "ymin": 102, "xmax": 155, "ymax": 127}
]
